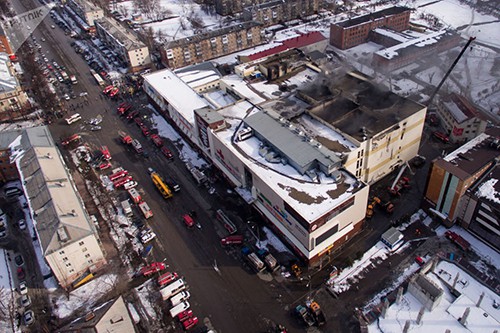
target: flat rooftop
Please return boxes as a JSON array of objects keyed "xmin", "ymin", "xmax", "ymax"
[
  {"xmin": 143, "ymin": 69, "xmax": 210, "ymax": 124},
  {"xmin": 336, "ymin": 6, "xmax": 411, "ymax": 28},
  {"xmin": 215, "ymin": 109, "xmax": 363, "ymax": 222},
  {"xmin": 95, "ymin": 17, "xmax": 145, "ymax": 51},
  {"xmin": 438, "ymin": 133, "xmax": 500, "ymax": 180}
]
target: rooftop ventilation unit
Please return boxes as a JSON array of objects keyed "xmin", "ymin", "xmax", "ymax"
[
  {"xmin": 259, "ymin": 145, "xmax": 270, "ymax": 157},
  {"xmin": 331, "ymin": 170, "xmax": 343, "ymax": 183},
  {"xmin": 57, "ymin": 226, "xmax": 69, "ymax": 242},
  {"xmin": 237, "ymin": 127, "xmax": 253, "ymax": 141},
  {"xmin": 70, "ymin": 209, "xmax": 78, "ymax": 217},
  {"xmin": 46, "ymin": 153, "xmax": 53, "ymax": 159},
  {"xmin": 306, "ymin": 170, "xmax": 318, "ymax": 182},
  {"xmin": 56, "ymin": 182, "xmax": 66, "ymax": 187},
  {"xmin": 265, "ymin": 151, "xmax": 281, "ymax": 163}
]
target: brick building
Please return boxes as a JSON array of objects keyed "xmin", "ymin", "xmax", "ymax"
[
  {"xmin": 330, "ymin": 6, "xmax": 411, "ymax": 50},
  {"xmin": 242, "ymin": 0, "xmax": 323, "ymax": 27},
  {"xmin": 215, "ymin": 0, "xmax": 254, "ymax": 16},
  {"xmin": 0, "ymin": 53, "xmax": 30, "ymax": 121},
  {"xmin": 160, "ymin": 22, "xmax": 263, "ymax": 70},
  {"xmin": 0, "ymin": 148, "xmax": 18, "ymax": 184}
]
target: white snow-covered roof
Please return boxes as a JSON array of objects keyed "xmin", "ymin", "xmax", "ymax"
[
  {"xmin": 372, "ymin": 28, "xmax": 412, "ymax": 43},
  {"xmin": 475, "ymin": 178, "xmax": 500, "ymax": 204},
  {"xmin": 443, "ymin": 133, "xmax": 489, "ymax": 162},
  {"xmin": 215, "ymin": 112, "xmax": 361, "ymax": 223},
  {"xmin": 221, "ymin": 75, "xmax": 266, "ymax": 105},
  {"xmin": 444, "ymin": 101, "xmax": 469, "ymax": 123},
  {"xmin": 370, "ymin": 260, "xmax": 500, "ymax": 333},
  {"xmin": 0, "ymin": 53, "xmax": 18, "ymax": 93},
  {"xmin": 143, "ymin": 69, "xmax": 210, "ymax": 123},
  {"xmin": 375, "ymin": 30, "xmax": 449, "ymax": 60}
]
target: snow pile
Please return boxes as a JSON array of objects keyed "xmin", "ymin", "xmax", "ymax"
[
  {"xmin": 475, "ymin": 178, "xmax": 500, "ymax": 204},
  {"xmin": 133, "ymin": 279, "xmax": 158, "ymax": 321},
  {"xmin": 256, "ymin": 227, "xmax": 292, "ymax": 253},
  {"xmin": 150, "ymin": 110, "xmax": 208, "ymax": 169},
  {"xmin": 53, "ymin": 274, "xmax": 118, "ymax": 318}
]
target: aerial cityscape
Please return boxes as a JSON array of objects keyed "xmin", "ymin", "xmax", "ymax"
[{"xmin": 0, "ymin": 0, "xmax": 498, "ymax": 332}]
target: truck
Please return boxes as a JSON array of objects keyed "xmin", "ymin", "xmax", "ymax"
[
  {"xmin": 242, "ymin": 247, "xmax": 265, "ymax": 272},
  {"xmin": 128, "ymin": 188, "xmax": 142, "ymax": 204},
  {"xmin": 119, "ymin": 131, "xmax": 133, "ymax": 145},
  {"xmin": 216, "ymin": 209, "xmax": 237, "ymax": 235},
  {"xmin": 170, "ymin": 291, "xmax": 190, "ymax": 307},
  {"xmin": 138, "ymin": 262, "xmax": 167, "ymax": 277},
  {"xmin": 150, "ymin": 134, "xmax": 164, "ymax": 147},
  {"xmin": 109, "ymin": 170, "xmax": 128, "ymax": 182},
  {"xmin": 70, "ymin": 75, "xmax": 78, "ymax": 84},
  {"xmin": 444, "ymin": 231, "xmax": 471, "ymax": 251},
  {"xmin": 151, "ymin": 172, "xmax": 173, "ymax": 199},
  {"xmin": 160, "ymin": 279, "xmax": 186, "ymax": 300},
  {"xmin": 309, "ymin": 302, "xmax": 326, "ymax": 326},
  {"xmin": 186, "ymin": 163, "xmax": 208, "ymax": 185},
  {"xmin": 164, "ymin": 175, "xmax": 180, "ymax": 192},
  {"xmin": 91, "ymin": 69, "xmax": 106, "ymax": 87},
  {"xmin": 121, "ymin": 200, "xmax": 133, "ymax": 217},
  {"xmin": 114, "ymin": 176, "xmax": 133, "ymax": 188},
  {"xmin": 169, "ymin": 301, "xmax": 190, "ymax": 318},
  {"xmin": 138, "ymin": 201, "xmax": 153, "ymax": 219},
  {"xmin": 131, "ymin": 139, "xmax": 143, "ymax": 154},
  {"xmin": 257, "ymin": 249, "xmax": 279, "ymax": 272},
  {"xmin": 295, "ymin": 305, "xmax": 315, "ymax": 327}
]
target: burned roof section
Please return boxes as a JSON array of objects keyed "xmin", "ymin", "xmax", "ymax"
[{"xmin": 303, "ymin": 71, "xmax": 424, "ymax": 142}]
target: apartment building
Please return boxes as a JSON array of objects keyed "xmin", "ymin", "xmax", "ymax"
[
  {"xmin": 330, "ymin": 6, "xmax": 411, "ymax": 50},
  {"xmin": 1, "ymin": 126, "xmax": 107, "ymax": 289},
  {"xmin": 242, "ymin": 0, "xmax": 323, "ymax": 27},
  {"xmin": 436, "ymin": 93, "xmax": 490, "ymax": 144},
  {"xmin": 67, "ymin": 0, "xmax": 104, "ymax": 32},
  {"xmin": 423, "ymin": 130, "xmax": 500, "ymax": 226},
  {"xmin": 0, "ymin": 53, "xmax": 29, "ymax": 121},
  {"xmin": 215, "ymin": 0, "xmax": 257, "ymax": 16},
  {"xmin": 160, "ymin": 22, "xmax": 263, "ymax": 70},
  {"xmin": 0, "ymin": 148, "xmax": 18, "ymax": 183},
  {"xmin": 95, "ymin": 17, "xmax": 151, "ymax": 72}
]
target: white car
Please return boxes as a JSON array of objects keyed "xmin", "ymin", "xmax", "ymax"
[
  {"xmin": 18, "ymin": 219, "xmax": 26, "ymax": 230},
  {"xmin": 19, "ymin": 282, "xmax": 28, "ymax": 295},
  {"xmin": 20, "ymin": 295, "xmax": 31, "ymax": 308},
  {"xmin": 24, "ymin": 310, "xmax": 35, "ymax": 326},
  {"xmin": 139, "ymin": 229, "xmax": 156, "ymax": 244}
]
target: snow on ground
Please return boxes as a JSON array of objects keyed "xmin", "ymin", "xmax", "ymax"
[
  {"xmin": 134, "ymin": 279, "xmax": 158, "ymax": 320},
  {"xmin": 150, "ymin": 110, "xmax": 208, "ymax": 169},
  {"xmin": 328, "ymin": 241, "xmax": 392, "ymax": 294},
  {"xmin": 256, "ymin": 226, "xmax": 292, "ymax": 254},
  {"xmin": 53, "ymin": 274, "xmax": 118, "ymax": 319},
  {"xmin": 117, "ymin": 0, "xmax": 221, "ymax": 42},
  {"xmin": 127, "ymin": 302, "xmax": 140, "ymax": 323}
]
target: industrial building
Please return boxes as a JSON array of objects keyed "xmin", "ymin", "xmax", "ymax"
[{"xmin": 0, "ymin": 126, "xmax": 106, "ymax": 289}]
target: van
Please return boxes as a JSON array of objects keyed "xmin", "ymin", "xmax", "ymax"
[
  {"xmin": 160, "ymin": 279, "xmax": 186, "ymax": 300},
  {"xmin": 169, "ymin": 301, "xmax": 190, "ymax": 318},
  {"xmin": 220, "ymin": 235, "xmax": 244, "ymax": 246},
  {"xmin": 170, "ymin": 291, "xmax": 190, "ymax": 307},
  {"xmin": 65, "ymin": 113, "xmax": 81, "ymax": 125}
]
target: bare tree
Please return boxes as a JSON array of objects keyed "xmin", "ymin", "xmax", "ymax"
[{"xmin": 188, "ymin": 13, "xmax": 204, "ymax": 30}]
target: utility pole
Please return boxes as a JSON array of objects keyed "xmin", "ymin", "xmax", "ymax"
[{"xmin": 427, "ymin": 36, "xmax": 476, "ymax": 106}]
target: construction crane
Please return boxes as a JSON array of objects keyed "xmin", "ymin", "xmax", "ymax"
[{"xmin": 427, "ymin": 36, "xmax": 476, "ymax": 106}]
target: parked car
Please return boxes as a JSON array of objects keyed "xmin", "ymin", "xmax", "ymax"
[
  {"xmin": 182, "ymin": 214, "xmax": 195, "ymax": 228},
  {"xmin": 161, "ymin": 147, "xmax": 174, "ymax": 160},
  {"xmin": 19, "ymin": 282, "xmax": 28, "ymax": 295},
  {"xmin": 24, "ymin": 310, "xmax": 35, "ymax": 326},
  {"xmin": 415, "ymin": 256, "xmax": 425, "ymax": 266},
  {"xmin": 17, "ymin": 267, "xmax": 25, "ymax": 280},
  {"xmin": 20, "ymin": 295, "xmax": 31, "ymax": 308},
  {"xmin": 134, "ymin": 117, "xmax": 143, "ymax": 127},
  {"xmin": 18, "ymin": 219, "xmax": 26, "ymax": 230},
  {"xmin": 15, "ymin": 254, "xmax": 24, "ymax": 267},
  {"xmin": 140, "ymin": 125, "xmax": 150, "ymax": 136}
]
